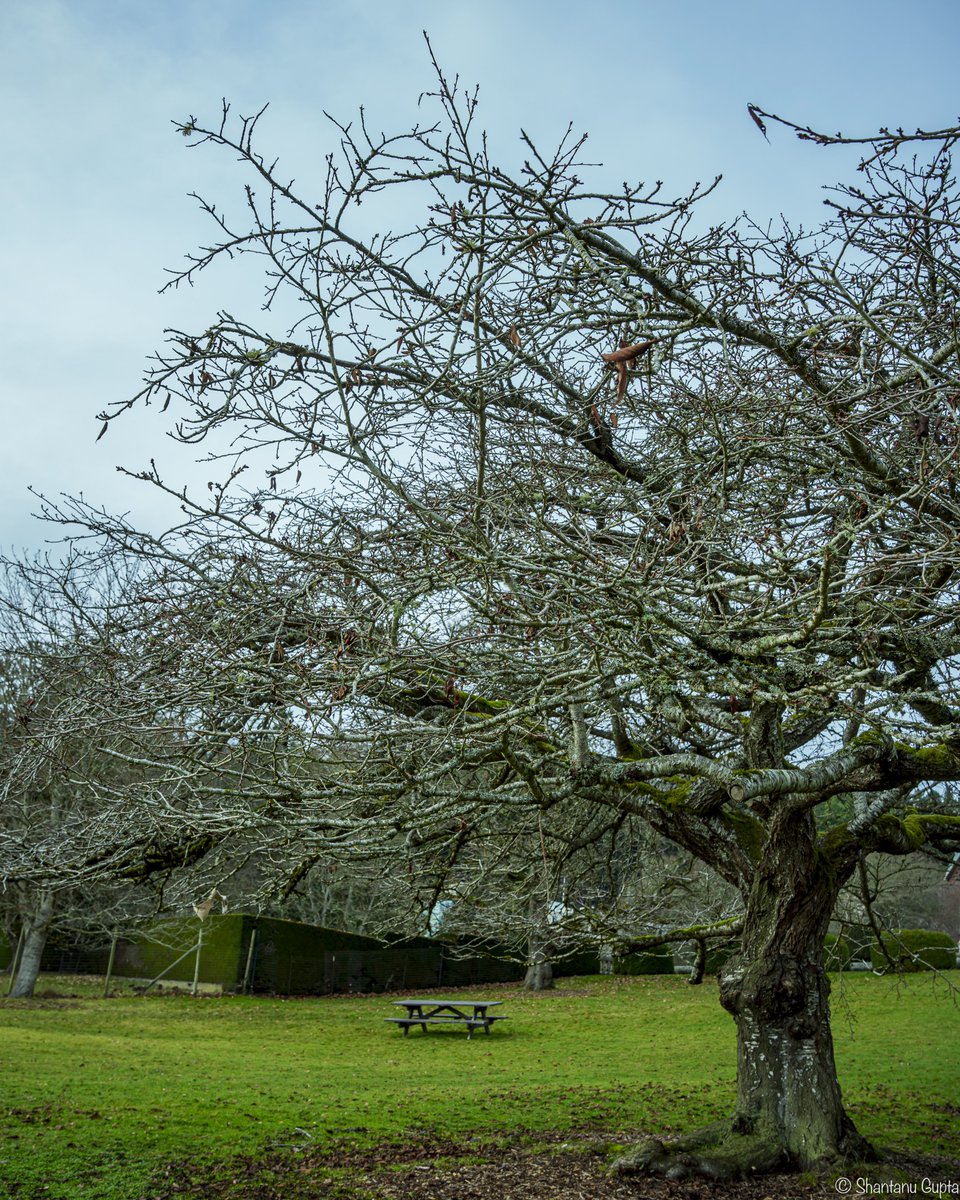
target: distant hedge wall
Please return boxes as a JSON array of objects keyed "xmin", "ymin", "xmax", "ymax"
[
  {"xmin": 250, "ymin": 916, "xmax": 387, "ymax": 994},
  {"xmin": 38, "ymin": 932, "xmax": 111, "ymax": 975},
  {"xmin": 613, "ymin": 947, "xmax": 675, "ymax": 975},
  {"xmin": 32, "ymin": 914, "xmax": 684, "ymax": 994},
  {"xmin": 105, "ymin": 917, "xmax": 532, "ymax": 994},
  {"xmin": 704, "ymin": 942, "xmax": 737, "ymax": 976},
  {"xmin": 103, "ymin": 914, "xmax": 245, "ymax": 985},
  {"xmin": 870, "ymin": 929, "xmax": 957, "ymax": 973},
  {"xmin": 553, "ymin": 949, "xmax": 602, "ymax": 977}
]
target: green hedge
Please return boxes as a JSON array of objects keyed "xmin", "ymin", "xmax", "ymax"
[
  {"xmin": 32, "ymin": 914, "xmax": 692, "ymax": 992},
  {"xmin": 613, "ymin": 947, "xmax": 675, "ymax": 975},
  {"xmin": 870, "ymin": 929, "xmax": 957, "ymax": 973},
  {"xmin": 553, "ymin": 949, "xmax": 601, "ymax": 977},
  {"xmin": 112, "ymin": 914, "xmax": 247, "ymax": 986},
  {"xmin": 704, "ymin": 943, "xmax": 737, "ymax": 975},
  {"xmin": 252, "ymin": 916, "xmax": 388, "ymax": 994},
  {"xmin": 118, "ymin": 916, "xmax": 535, "ymax": 994}
]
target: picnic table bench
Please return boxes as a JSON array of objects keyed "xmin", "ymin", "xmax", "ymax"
[{"xmin": 385, "ymin": 998, "xmax": 507, "ymax": 1039}]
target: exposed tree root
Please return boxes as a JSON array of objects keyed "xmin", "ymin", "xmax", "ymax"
[{"xmin": 612, "ymin": 1120, "xmax": 793, "ymax": 1181}]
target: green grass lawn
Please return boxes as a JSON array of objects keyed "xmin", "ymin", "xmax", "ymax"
[{"xmin": 1, "ymin": 972, "xmax": 957, "ymax": 1199}]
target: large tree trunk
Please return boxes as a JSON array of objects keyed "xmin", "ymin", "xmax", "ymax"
[
  {"xmin": 523, "ymin": 894, "xmax": 556, "ymax": 991},
  {"xmin": 523, "ymin": 956, "xmax": 554, "ymax": 991},
  {"xmin": 720, "ymin": 853, "xmax": 867, "ymax": 1168},
  {"xmin": 9, "ymin": 891, "xmax": 55, "ymax": 999},
  {"xmin": 618, "ymin": 809, "xmax": 871, "ymax": 1179},
  {"xmin": 524, "ymin": 935, "xmax": 554, "ymax": 991}
]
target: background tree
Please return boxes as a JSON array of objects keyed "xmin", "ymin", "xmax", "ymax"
[
  {"xmin": 0, "ymin": 563, "xmax": 167, "ymax": 996},
  {"xmin": 25, "ymin": 74, "xmax": 960, "ymax": 1176}
]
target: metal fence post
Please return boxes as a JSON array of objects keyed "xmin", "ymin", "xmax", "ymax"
[
  {"xmin": 6, "ymin": 928, "xmax": 25, "ymax": 996},
  {"xmin": 241, "ymin": 923, "xmax": 258, "ymax": 994},
  {"xmin": 102, "ymin": 929, "xmax": 119, "ymax": 998},
  {"xmin": 192, "ymin": 923, "xmax": 204, "ymax": 997}
]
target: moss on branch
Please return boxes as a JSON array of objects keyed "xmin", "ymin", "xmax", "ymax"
[
  {"xmin": 720, "ymin": 806, "xmax": 766, "ymax": 863},
  {"xmin": 874, "ymin": 809, "xmax": 960, "ymax": 854}
]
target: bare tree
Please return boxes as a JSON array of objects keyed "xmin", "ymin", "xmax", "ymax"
[
  {"xmin": 0, "ymin": 563, "xmax": 169, "ymax": 995},
  {"xmin": 23, "ymin": 70, "xmax": 960, "ymax": 1175}
]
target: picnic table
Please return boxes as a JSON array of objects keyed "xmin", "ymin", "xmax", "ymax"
[{"xmin": 385, "ymin": 998, "xmax": 507, "ymax": 1039}]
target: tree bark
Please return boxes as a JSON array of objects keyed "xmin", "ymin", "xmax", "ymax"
[
  {"xmin": 523, "ymin": 955, "xmax": 554, "ymax": 991},
  {"xmin": 524, "ymin": 920, "xmax": 555, "ymax": 991},
  {"xmin": 524, "ymin": 894, "xmax": 556, "ymax": 991},
  {"xmin": 618, "ymin": 809, "xmax": 872, "ymax": 1178},
  {"xmin": 688, "ymin": 937, "xmax": 706, "ymax": 985},
  {"xmin": 716, "ymin": 810, "xmax": 868, "ymax": 1167},
  {"xmin": 9, "ymin": 891, "xmax": 55, "ymax": 999}
]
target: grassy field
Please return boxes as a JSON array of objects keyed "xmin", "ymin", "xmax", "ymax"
[{"xmin": 1, "ymin": 971, "xmax": 958, "ymax": 1199}]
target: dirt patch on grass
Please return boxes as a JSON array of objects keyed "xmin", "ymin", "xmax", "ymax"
[
  {"xmin": 1, "ymin": 996, "xmax": 84, "ymax": 1009},
  {"xmin": 356, "ymin": 1142, "xmax": 819, "ymax": 1200},
  {"xmin": 529, "ymin": 987, "xmax": 595, "ymax": 998},
  {"xmin": 144, "ymin": 1130, "xmax": 932, "ymax": 1200}
]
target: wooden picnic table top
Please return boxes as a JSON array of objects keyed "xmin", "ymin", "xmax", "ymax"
[{"xmin": 392, "ymin": 998, "xmax": 503, "ymax": 1008}]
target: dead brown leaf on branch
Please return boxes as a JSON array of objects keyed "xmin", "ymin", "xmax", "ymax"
[{"xmin": 602, "ymin": 339, "xmax": 656, "ymax": 401}]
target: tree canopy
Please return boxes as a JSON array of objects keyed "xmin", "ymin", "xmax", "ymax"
[{"xmin": 6, "ymin": 70, "xmax": 960, "ymax": 1175}]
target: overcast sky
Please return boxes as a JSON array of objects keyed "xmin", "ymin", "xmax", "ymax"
[{"xmin": 2, "ymin": 0, "xmax": 958, "ymax": 555}]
